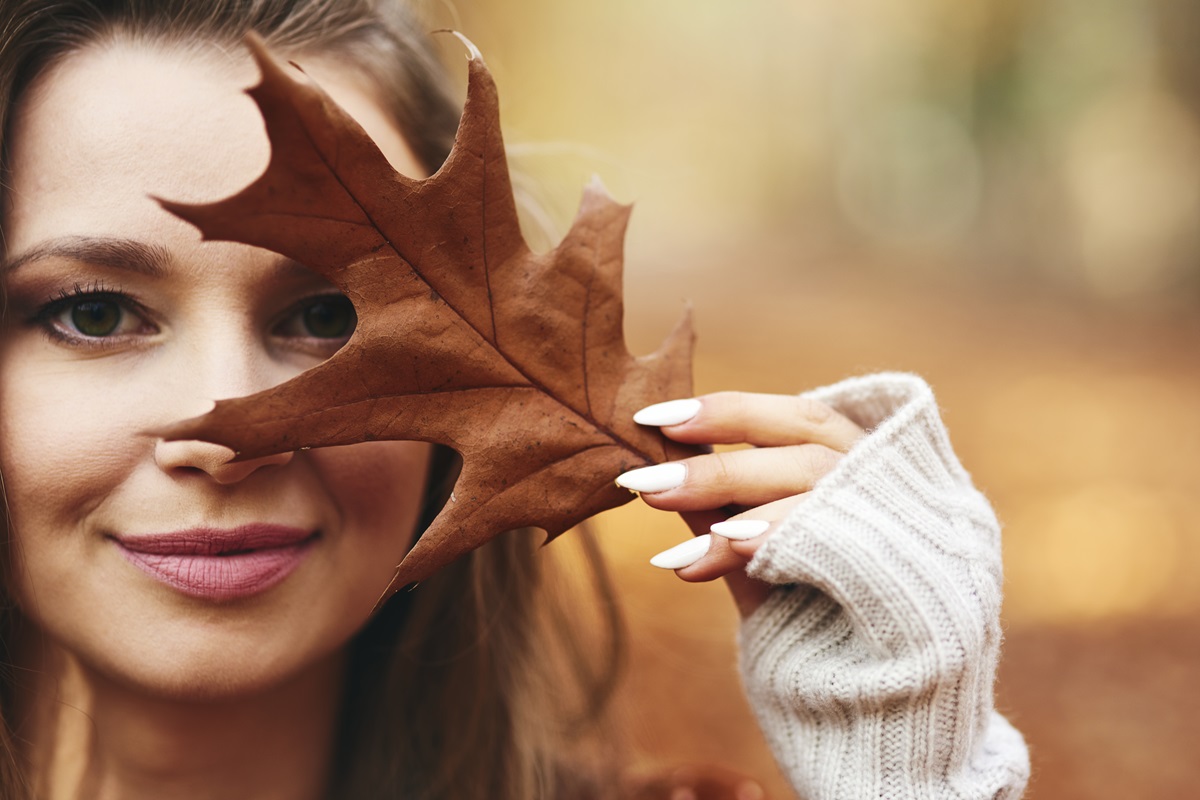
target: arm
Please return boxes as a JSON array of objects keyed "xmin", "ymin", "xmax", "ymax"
[{"xmin": 618, "ymin": 373, "xmax": 1029, "ymax": 799}]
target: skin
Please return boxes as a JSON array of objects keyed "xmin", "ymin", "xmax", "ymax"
[
  {"xmin": 0, "ymin": 31, "xmax": 865, "ymax": 800},
  {"xmin": 637, "ymin": 392, "xmax": 866, "ymax": 617},
  {"xmin": 0, "ymin": 41, "xmax": 431, "ymax": 799}
]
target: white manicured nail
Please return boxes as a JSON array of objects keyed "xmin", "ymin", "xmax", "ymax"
[
  {"xmin": 615, "ymin": 462, "xmax": 686, "ymax": 493},
  {"xmin": 650, "ymin": 534, "xmax": 711, "ymax": 569},
  {"xmin": 633, "ymin": 398, "xmax": 701, "ymax": 427},
  {"xmin": 710, "ymin": 519, "xmax": 771, "ymax": 540}
]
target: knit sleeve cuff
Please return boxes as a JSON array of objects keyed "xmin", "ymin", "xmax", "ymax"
[
  {"xmin": 735, "ymin": 373, "xmax": 1028, "ymax": 799},
  {"xmin": 742, "ymin": 372, "xmax": 1003, "ymax": 657}
]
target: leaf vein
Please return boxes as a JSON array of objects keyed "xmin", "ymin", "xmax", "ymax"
[{"xmin": 292, "ymin": 114, "xmax": 658, "ymax": 465}]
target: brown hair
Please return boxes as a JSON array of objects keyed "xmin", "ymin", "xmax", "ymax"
[{"xmin": 0, "ymin": 1, "xmax": 625, "ymax": 797}]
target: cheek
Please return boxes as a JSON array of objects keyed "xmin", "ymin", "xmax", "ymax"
[
  {"xmin": 311, "ymin": 441, "xmax": 433, "ymax": 563},
  {"xmin": 0, "ymin": 353, "xmax": 147, "ymax": 534}
]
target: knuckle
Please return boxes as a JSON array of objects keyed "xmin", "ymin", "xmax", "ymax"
[
  {"xmin": 703, "ymin": 450, "xmax": 738, "ymax": 491},
  {"xmin": 792, "ymin": 444, "xmax": 841, "ymax": 477},
  {"xmin": 796, "ymin": 396, "xmax": 836, "ymax": 429}
]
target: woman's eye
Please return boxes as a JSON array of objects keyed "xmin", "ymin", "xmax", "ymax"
[
  {"xmin": 40, "ymin": 292, "xmax": 150, "ymax": 342},
  {"xmin": 69, "ymin": 299, "xmax": 123, "ymax": 336},
  {"xmin": 303, "ymin": 296, "xmax": 356, "ymax": 338},
  {"xmin": 276, "ymin": 295, "xmax": 357, "ymax": 341}
]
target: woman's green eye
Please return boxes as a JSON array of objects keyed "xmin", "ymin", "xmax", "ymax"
[
  {"xmin": 70, "ymin": 300, "xmax": 123, "ymax": 337},
  {"xmin": 301, "ymin": 296, "xmax": 356, "ymax": 339},
  {"xmin": 38, "ymin": 291, "xmax": 149, "ymax": 345}
]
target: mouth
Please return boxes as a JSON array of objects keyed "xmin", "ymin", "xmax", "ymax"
[{"xmin": 111, "ymin": 524, "xmax": 319, "ymax": 601}]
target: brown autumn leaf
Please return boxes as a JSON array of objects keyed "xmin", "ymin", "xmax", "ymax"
[{"xmin": 159, "ymin": 34, "xmax": 697, "ymax": 588}]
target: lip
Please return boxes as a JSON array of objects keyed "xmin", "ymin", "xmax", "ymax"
[{"xmin": 112, "ymin": 524, "xmax": 318, "ymax": 601}]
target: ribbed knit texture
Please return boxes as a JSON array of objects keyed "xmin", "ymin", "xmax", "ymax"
[{"xmin": 739, "ymin": 373, "xmax": 1029, "ymax": 799}]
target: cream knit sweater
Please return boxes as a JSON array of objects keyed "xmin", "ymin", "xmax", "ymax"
[{"xmin": 739, "ymin": 373, "xmax": 1030, "ymax": 799}]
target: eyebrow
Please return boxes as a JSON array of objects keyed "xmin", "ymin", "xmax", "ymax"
[{"xmin": 2, "ymin": 235, "xmax": 171, "ymax": 278}]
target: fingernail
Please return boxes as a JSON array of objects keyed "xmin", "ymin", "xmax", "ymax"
[
  {"xmin": 633, "ymin": 398, "xmax": 701, "ymax": 427},
  {"xmin": 710, "ymin": 519, "xmax": 771, "ymax": 540},
  {"xmin": 650, "ymin": 534, "xmax": 711, "ymax": 569},
  {"xmin": 615, "ymin": 462, "xmax": 686, "ymax": 493}
]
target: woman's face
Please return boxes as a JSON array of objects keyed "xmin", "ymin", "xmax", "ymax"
[{"xmin": 0, "ymin": 41, "xmax": 431, "ymax": 698}]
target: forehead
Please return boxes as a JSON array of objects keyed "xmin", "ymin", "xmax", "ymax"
[
  {"xmin": 5, "ymin": 42, "xmax": 266, "ymax": 241},
  {"xmin": 3, "ymin": 39, "xmax": 421, "ymax": 252}
]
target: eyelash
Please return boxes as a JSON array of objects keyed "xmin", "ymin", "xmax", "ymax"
[{"xmin": 32, "ymin": 282, "xmax": 153, "ymax": 351}]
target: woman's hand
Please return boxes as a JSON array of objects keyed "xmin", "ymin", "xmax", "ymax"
[{"xmin": 616, "ymin": 392, "xmax": 866, "ymax": 617}]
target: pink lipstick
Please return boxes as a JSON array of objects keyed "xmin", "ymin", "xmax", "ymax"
[{"xmin": 113, "ymin": 524, "xmax": 317, "ymax": 601}]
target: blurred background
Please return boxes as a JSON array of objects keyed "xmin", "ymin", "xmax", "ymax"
[{"xmin": 428, "ymin": 1, "xmax": 1199, "ymax": 796}]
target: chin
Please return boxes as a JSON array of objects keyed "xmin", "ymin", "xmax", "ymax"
[
  {"xmin": 20, "ymin": 585, "xmax": 356, "ymax": 704},
  {"xmin": 82, "ymin": 627, "xmax": 347, "ymax": 703}
]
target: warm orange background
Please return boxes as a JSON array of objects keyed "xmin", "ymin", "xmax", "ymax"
[{"xmin": 437, "ymin": 1, "xmax": 1200, "ymax": 796}]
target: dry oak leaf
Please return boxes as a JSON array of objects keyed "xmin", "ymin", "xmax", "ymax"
[{"xmin": 160, "ymin": 34, "xmax": 697, "ymax": 588}]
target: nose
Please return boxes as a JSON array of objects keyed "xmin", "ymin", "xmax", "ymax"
[
  {"xmin": 153, "ymin": 325, "xmax": 298, "ymax": 484},
  {"xmin": 154, "ymin": 438, "xmax": 294, "ymax": 484}
]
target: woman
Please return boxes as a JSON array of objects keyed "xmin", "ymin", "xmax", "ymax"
[{"xmin": 0, "ymin": 1, "xmax": 1030, "ymax": 798}]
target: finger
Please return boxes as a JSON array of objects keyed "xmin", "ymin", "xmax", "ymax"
[
  {"xmin": 671, "ymin": 496, "xmax": 803, "ymax": 577},
  {"xmin": 669, "ymin": 496, "xmax": 806, "ymax": 616},
  {"xmin": 715, "ymin": 495, "xmax": 807, "ymax": 559},
  {"xmin": 634, "ymin": 391, "xmax": 865, "ymax": 452},
  {"xmin": 651, "ymin": 530, "xmax": 772, "ymax": 617},
  {"xmin": 616, "ymin": 444, "xmax": 840, "ymax": 512},
  {"xmin": 679, "ymin": 509, "xmax": 768, "ymax": 614}
]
